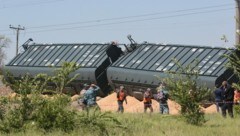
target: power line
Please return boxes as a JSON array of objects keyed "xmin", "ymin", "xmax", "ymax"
[
  {"xmin": 19, "ymin": 3, "xmax": 237, "ymax": 29},
  {"xmin": 0, "ymin": 4, "xmax": 235, "ymax": 36},
  {"xmin": 9, "ymin": 25, "xmax": 25, "ymax": 55},
  {"xmin": 0, "ymin": 0, "xmax": 64, "ymax": 10},
  {"xmin": 0, "ymin": 3, "xmax": 234, "ymax": 32},
  {"xmin": 24, "ymin": 7, "xmax": 235, "ymax": 34}
]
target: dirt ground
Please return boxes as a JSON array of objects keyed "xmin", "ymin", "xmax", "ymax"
[
  {"xmin": 96, "ymin": 92, "xmax": 218, "ymax": 114},
  {"xmin": 0, "ymin": 84, "xmax": 217, "ymax": 114}
]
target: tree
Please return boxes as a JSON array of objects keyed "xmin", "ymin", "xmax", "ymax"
[
  {"xmin": 0, "ymin": 35, "xmax": 10, "ymax": 68},
  {"xmin": 4, "ymin": 62, "xmax": 80, "ymax": 94},
  {"xmin": 160, "ymin": 59, "xmax": 211, "ymax": 125},
  {"xmin": 49, "ymin": 62, "xmax": 80, "ymax": 94}
]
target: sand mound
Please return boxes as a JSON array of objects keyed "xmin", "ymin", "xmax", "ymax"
[
  {"xmin": 97, "ymin": 92, "xmax": 181, "ymax": 114},
  {"xmin": 71, "ymin": 94, "xmax": 80, "ymax": 101},
  {"xmin": 202, "ymin": 104, "xmax": 217, "ymax": 114},
  {"xmin": 97, "ymin": 92, "xmax": 143, "ymax": 113}
]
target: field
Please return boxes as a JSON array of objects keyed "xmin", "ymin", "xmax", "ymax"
[
  {"xmin": 1, "ymin": 75, "xmax": 239, "ymax": 136},
  {"xmin": 2, "ymin": 113, "xmax": 239, "ymax": 136}
]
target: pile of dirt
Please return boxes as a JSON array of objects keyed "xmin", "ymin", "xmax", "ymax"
[
  {"xmin": 202, "ymin": 104, "xmax": 217, "ymax": 114},
  {"xmin": 97, "ymin": 92, "xmax": 181, "ymax": 114}
]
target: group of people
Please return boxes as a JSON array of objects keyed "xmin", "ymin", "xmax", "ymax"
[
  {"xmin": 116, "ymin": 83, "xmax": 169, "ymax": 114},
  {"xmin": 214, "ymin": 80, "xmax": 240, "ymax": 118},
  {"xmin": 78, "ymin": 82, "xmax": 170, "ymax": 114}
]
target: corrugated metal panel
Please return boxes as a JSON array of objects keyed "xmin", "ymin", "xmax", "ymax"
[
  {"xmin": 111, "ymin": 44, "xmax": 231, "ymax": 77},
  {"xmin": 7, "ymin": 44, "xmax": 109, "ymax": 68},
  {"xmin": 107, "ymin": 44, "xmax": 233, "ymax": 91}
]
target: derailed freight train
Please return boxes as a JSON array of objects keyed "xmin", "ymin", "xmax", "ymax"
[{"xmin": 3, "ymin": 40, "xmax": 238, "ymax": 98}]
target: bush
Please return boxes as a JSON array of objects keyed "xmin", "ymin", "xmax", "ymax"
[
  {"xmin": 0, "ymin": 107, "xmax": 24, "ymax": 133},
  {"xmin": 0, "ymin": 97, "xmax": 8, "ymax": 120},
  {"xmin": 162, "ymin": 59, "xmax": 211, "ymax": 125},
  {"xmin": 33, "ymin": 95, "xmax": 76, "ymax": 132},
  {"xmin": 0, "ymin": 62, "xmax": 81, "ymax": 134},
  {"xmin": 0, "ymin": 95, "xmax": 35, "ymax": 133},
  {"xmin": 234, "ymin": 105, "xmax": 240, "ymax": 116},
  {"xmin": 78, "ymin": 108, "xmax": 125, "ymax": 136}
]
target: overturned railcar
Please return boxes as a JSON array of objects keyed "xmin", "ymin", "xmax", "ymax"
[
  {"xmin": 4, "ymin": 43, "xmax": 126, "ymax": 96},
  {"xmin": 107, "ymin": 44, "xmax": 238, "ymax": 99},
  {"xmin": 4, "ymin": 42, "xmax": 238, "ymax": 98}
]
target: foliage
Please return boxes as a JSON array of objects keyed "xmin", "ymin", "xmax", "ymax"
[
  {"xmin": 49, "ymin": 62, "xmax": 80, "ymax": 94},
  {"xmin": 3, "ymin": 62, "xmax": 80, "ymax": 94},
  {"xmin": 161, "ymin": 59, "xmax": 211, "ymax": 125},
  {"xmin": 3, "ymin": 73, "xmax": 47, "ymax": 95},
  {"xmin": 0, "ymin": 62, "xmax": 80, "ymax": 134},
  {"xmin": 0, "ymin": 35, "xmax": 10, "ymax": 67},
  {"xmin": 224, "ymin": 45, "xmax": 240, "ymax": 117},
  {"xmin": 33, "ymin": 94, "xmax": 76, "ymax": 132},
  {"xmin": 234, "ymin": 105, "xmax": 240, "ymax": 116},
  {"xmin": 0, "ymin": 107, "xmax": 24, "ymax": 133},
  {"xmin": 0, "ymin": 97, "xmax": 8, "ymax": 120},
  {"xmin": 0, "ymin": 95, "xmax": 32, "ymax": 133},
  {"xmin": 78, "ymin": 108, "xmax": 125, "ymax": 136},
  {"xmin": 223, "ymin": 45, "xmax": 240, "ymax": 78}
]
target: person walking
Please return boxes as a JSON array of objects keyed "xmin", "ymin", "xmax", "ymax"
[
  {"xmin": 156, "ymin": 83, "xmax": 169, "ymax": 114},
  {"xmin": 143, "ymin": 88, "xmax": 153, "ymax": 113},
  {"xmin": 117, "ymin": 86, "xmax": 127, "ymax": 113},
  {"xmin": 220, "ymin": 81, "xmax": 235, "ymax": 118},
  {"xmin": 214, "ymin": 84, "xmax": 224, "ymax": 113}
]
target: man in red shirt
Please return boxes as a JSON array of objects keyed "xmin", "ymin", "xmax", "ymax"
[
  {"xmin": 117, "ymin": 86, "xmax": 127, "ymax": 113},
  {"xmin": 143, "ymin": 88, "xmax": 153, "ymax": 113}
]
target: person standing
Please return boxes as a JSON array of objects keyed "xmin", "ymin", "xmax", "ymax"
[
  {"xmin": 83, "ymin": 84, "xmax": 100, "ymax": 108},
  {"xmin": 143, "ymin": 88, "xmax": 153, "ymax": 113},
  {"xmin": 234, "ymin": 89, "xmax": 240, "ymax": 104},
  {"xmin": 117, "ymin": 86, "xmax": 127, "ymax": 113},
  {"xmin": 214, "ymin": 84, "xmax": 224, "ymax": 113},
  {"xmin": 78, "ymin": 83, "xmax": 90, "ymax": 110},
  {"xmin": 221, "ymin": 81, "xmax": 235, "ymax": 118},
  {"xmin": 156, "ymin": 83, "xmax": 169, "ymax": 114}
]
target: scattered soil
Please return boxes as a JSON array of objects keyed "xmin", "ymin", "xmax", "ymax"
[
  {"xmin": 202, "ymin": 104, "xmax": 217, "ymax": 114},
  {"xmin": 0, "ymin": 84, "xmax": 217, "ymax": 114},
  {"xmin": 97, "ymin": 92, "xmax": 181, "ymax": 114}
]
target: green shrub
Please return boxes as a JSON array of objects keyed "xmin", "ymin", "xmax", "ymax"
[
  {"xmin": 162, "ymin": 59, "xmax": 211, "ymax": 125},
  {"xmin": 0, "ymin": 97, "xmax": 8, "ymax": 120},
  {"xmin": 33, "ymin": 95, "xmax": 76, "ymax": 132},
  {"xmin": 49, "ymin": 62, "xmax": 80, "ymax": 94},
  {"xmin": 234, "ymin": 105, "xmax": 240, "ymax": 116},
  {"xmin": 0, "ymin": 107, "xmax": 24, "ymax": 133},
  {"xmin": 0, "ymin": 62, "xmax": 81, "ymax": 134},
  {"xmin": 0, "ymin": 95, "xmax": 35, "ymax": 134},
  {"xmin": 78, "ymin": 108, "xmax": 125, "ymax": 136}
]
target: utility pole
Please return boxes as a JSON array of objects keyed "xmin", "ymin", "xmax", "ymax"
[
  {"xmin": 235, "ymin": 0, "xmax": 240, "ymax": 45},
  {"xmin": 9, "ymin": 25, "xmax": 25, "ymax": 55}
]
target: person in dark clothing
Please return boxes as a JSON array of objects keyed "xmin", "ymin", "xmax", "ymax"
[
  {"xmin": 156, "ymin": 83, "xmax": 169, "ymax": 114},
  {"xmin": 220, "ymin": 81, "xmax": 235, "ymax": 118},
  {"xmin": 214, "ymin": 84, "xmax": 224, "ymax": 113},
  {"xmin": 106, "ymin": 41, "xmax": 124, "ymax": 63}
]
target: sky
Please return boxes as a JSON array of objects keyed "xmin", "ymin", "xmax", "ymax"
[{"xmin": 0, "ymin": 0, "xmax": 236, "ymax": 63}]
